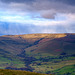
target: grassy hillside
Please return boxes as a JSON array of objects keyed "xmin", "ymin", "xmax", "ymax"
[
  {"xmin": 0, "ymin": 69, "xmax": 49, "ymax": 75},
  {"xmin": 25, "ymin": 33, "xmax": 75, "ymax": 56},
  {"xmin": 0, "ymin": 33, "xmax": 75, "ymax": 74}
]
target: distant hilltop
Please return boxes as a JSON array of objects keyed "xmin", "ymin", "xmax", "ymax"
[{"xmin": 2, "ymin": 33, "xmax": 75, "ymax": 39}]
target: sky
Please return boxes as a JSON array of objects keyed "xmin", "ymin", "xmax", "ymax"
[{"xmin": 0, "ymin": 0, "xmax": 75, "ymax": 35}]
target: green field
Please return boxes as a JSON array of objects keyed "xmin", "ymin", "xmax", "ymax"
[{"xmin": 52, "ymin": 65, "xmax": 75, "ymax": 75}]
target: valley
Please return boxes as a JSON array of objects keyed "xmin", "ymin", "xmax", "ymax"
[{"xmin": 0, "ymin": 33, "xmax": 75, "ymax": 74}]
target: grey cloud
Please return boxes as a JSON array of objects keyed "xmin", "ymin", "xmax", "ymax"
[
  {"xmin": 56, "ymin": 0, "xmax": 75, "ymax": 6},
  {"xmin": 0, "ymin": 0, "xmax": 34, "ymax": 3},
  {"xmin": 31, "ymin": 0, "xmax": 75, "ymax": 18},
  {"xmin": 1, "ymin": 0, "xmax": 75, "ymax": 5},
  {"xmin": 39, "ymin": 10, "xmax": 56, "ymax": 19},
  {"xmin": 0, "ymin": 0, "xmax": 75, "ymax": 35},
  {"xmin": 0, "ymin": 0, "xmax": 75, "ymax": 19}
]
